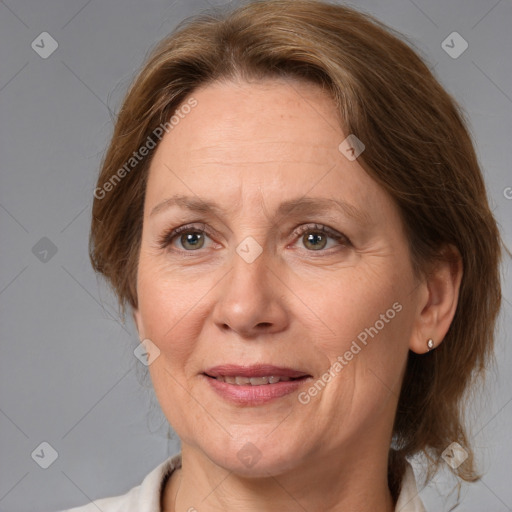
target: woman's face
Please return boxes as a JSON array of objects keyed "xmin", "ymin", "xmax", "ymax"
[{"xmin": 134, "ymin": 78, "xmax": 424, "ymax": 475}]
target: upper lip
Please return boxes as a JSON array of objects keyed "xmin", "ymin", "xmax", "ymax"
[{"xmin": 204, "ymin": 364, "xmax": 310, "ymax": 379}]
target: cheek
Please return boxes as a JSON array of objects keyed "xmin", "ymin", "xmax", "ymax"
[
  {"xmin": 308, "ymin": 269, "xmax": 403, "ymax": 357},
  {"xmin": 322, "ymin": 269, "xmax": 413, "ymax": 406},
  {"xmin": 305, "ymin": 267, "xmax": 413, "ymax": 420},
  {"xmin": 136, "ymin": 259, "xmax": 206, "ymax": 366},
  {"xmin": 308, "ymin": 278, "xmax": 410, "ymax": 420},
  {"xmin": 137, "ymin": 260, "xmax": 207, "ymax": 431}
]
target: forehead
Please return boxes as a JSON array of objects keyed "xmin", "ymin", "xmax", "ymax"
[
  {"xmin": 145, "ymin": 78, "xmax": 393, "ymax": 222},
  {"xmin": 159, "ymin": 77, "xmax": 343, "ymax": 164}
]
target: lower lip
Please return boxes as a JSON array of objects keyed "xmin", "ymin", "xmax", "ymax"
[{"xmin": 203, "ymin": 375, "xmax": 309, "ymax": 405}]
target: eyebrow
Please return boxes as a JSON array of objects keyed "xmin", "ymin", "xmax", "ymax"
[{"xmin": 150, "ymin": 194, "xmax": 370, "ymax": 225}]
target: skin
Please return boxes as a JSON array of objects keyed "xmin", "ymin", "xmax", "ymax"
[{"xmin": 133, "ymin": 77, "xmax": 462, "ymax": 511}]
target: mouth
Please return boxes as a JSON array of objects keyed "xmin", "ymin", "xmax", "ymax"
[
  {"xmin": 205, "ymin": 375, "xmax": 307, "ymax": 385},
  {"xmin": 202, "ymin": 364, "xmax": 312, "ymax": 405}
]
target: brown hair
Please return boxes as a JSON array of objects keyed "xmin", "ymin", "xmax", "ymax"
[{"xmin": 89, "ymin": 0, "xmax": 503, "ymax": 498}]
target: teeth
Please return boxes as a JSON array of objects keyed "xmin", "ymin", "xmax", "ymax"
[
  {"xmin": 249, "ymin": 376, "xmax": 268, "ymax": 385},
  {"xmin": 213, "ymin": 375, "xmax": 294, "ymax": 385}
]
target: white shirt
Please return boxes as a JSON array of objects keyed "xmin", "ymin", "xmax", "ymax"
[{"xmin": 62, "ymin": 453, "xmax": 425, "ymax": 512}]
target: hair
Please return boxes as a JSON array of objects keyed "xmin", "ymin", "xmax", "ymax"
[{"xmin": 89, "ymin": 0, "xmax": 503, "ymax": 501}]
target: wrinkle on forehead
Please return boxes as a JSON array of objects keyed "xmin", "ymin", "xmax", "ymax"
[{"xmin": 180, "ymin": 139, "xmax": 343, "ymax": 176}]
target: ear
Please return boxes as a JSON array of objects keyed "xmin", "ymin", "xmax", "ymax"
[{"xmin": 409, "ymin": 245, "xmax": 463, "ymax": 354}]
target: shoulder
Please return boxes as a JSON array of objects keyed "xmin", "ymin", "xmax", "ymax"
[
  {"xmin": 58, "ymin": 453, "xmax": 182, "ymax": 512},
  {"xmin": 395, "ymin": 461, "xmax": 426, "ymax": 512}
]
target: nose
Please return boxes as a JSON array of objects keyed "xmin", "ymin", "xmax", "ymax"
[{"xmin": 211, "ymin": 245, "xmax": 289, "ymax": 338}]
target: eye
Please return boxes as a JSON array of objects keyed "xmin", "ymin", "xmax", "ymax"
[
  {"xmin": 158, "ymin": 223, "xmax": 215, "ymax": 252},
  {"xmin": 158, "ymin": 222, "xmax": 350, "ymax": 254},
  {"xmin": 291, "ymin": 223, "xmax": 350, "ymax": 252}
]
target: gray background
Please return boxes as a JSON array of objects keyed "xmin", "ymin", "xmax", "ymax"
[{"xmin": 0, "ymin": 0, "xmax": 511, "ymax": 510}]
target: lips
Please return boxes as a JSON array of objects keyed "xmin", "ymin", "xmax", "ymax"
[
  {"xmin": 204, "ymin": 364, "xmax": 310, "ymax": 381},
  {"xmin": 203, "ymin": 364, "xmax": 311, "ymax": 404}
]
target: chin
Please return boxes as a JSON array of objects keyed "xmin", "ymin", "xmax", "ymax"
[{"xmin": 202, "ymin": 436, "xmax": 308, "ymax": 478}]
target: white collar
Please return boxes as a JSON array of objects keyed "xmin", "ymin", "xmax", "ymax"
[{"xmin": 395, "ymin": 461, "xmax": 426, "ymax": 511}]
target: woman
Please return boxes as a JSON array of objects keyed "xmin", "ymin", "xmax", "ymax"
[{"xmin": 65, "ymin": 0, "xmax": 503, "ymax": 510}]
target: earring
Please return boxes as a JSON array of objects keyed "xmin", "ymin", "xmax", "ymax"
[{"xmin": 427, "ymin": 338, "xmax": 435, "ymax": 351}]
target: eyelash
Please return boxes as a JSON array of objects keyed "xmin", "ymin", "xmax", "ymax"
[{"xmin": 157, "ymin": 222, "xmax": 351, "ymax": 255}]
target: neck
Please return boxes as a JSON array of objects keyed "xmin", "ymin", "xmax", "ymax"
[{"xmin": 163, "ymin": 444, "xmax": 395, "ymax": 512}]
